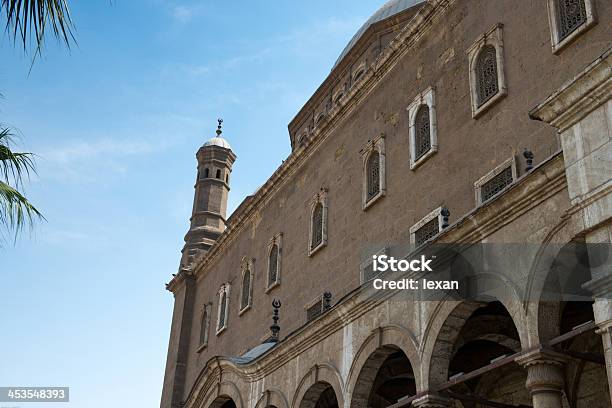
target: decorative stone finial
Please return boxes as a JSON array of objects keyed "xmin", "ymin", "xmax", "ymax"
[
  {"xmin": 268, "ymin": 299, "xmax": 281, "ymax": 342},
  {"xmin": 323, "ymin": 292, "xmax": 332, "ymax": 311},
  {"xmin": 523, "ymin": 149, "xmax": 534, "ymax": 172},
  {"xmin": 216, "ymin": 118, "xmax": 223, "ymax": 136},
  {"xmin": 441, "ymin": 207, "xmax": 450, "ymax": 229}
]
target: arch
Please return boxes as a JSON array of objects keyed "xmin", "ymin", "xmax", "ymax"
[
  {"xmin": 347, "ymin": 326, "xmax": 421, "ymax": 408},
  {"xmin": 292, "ymin": 364, "xmax": 344, "ymax": 408},
  {"xmin": 421, "ymin": 296, "xmax": 528, "ymax": 390},
  {"xmin": 216, "ymin": 169, "xmax": 222, "ymax": 179},
  {"xmin": 200, "ymin": 381, "xmax": 243, "ymax": 408},
  {"xmin": 475, "ymin": 44, "xmax": 499, "ymax": 106},
  {"xmin": 254, "ymin": 388, "xmax": 290, "ymax": 408}
]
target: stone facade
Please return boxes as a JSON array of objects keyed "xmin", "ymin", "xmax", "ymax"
[{"xmin": 161, "ymin": 1, "xmax": 612, "ymax": 408}]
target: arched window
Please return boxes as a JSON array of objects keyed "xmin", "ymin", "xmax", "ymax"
[
  {"xmin": 225, "ymin": 174, "xmax": 229, "ymax": 183},
  {"xmin": 414, "ymin": 105, "xmax": 431, "ymax": 161},
  {"xmin": 240, "ymin": 268, "xmax": 251, "ymax": 311},
  {"xmin": 268, "ymin": 244, "xmax": 279, "ymax": 286},
  {"xmin": 204, "ymin": 168, "xmax": 209, "ymax": 178},
  {"xmin": 218, "ymin": 292, "xmax": 227, "ymax": 329},
  {"xmin": 366, "ymin": 151, "xmax": 380, "ymax": 200},
  {"xmin": 476, "ymin": 45, "xmax": 499, "ymax": 106},
  {"xmin": 216, "ymin": 169, "xmax": 221, "ymax": 179},
  {"xmin": 557, "ymin": 0, "xmax": 587, "ymax": 40},
  {"xmin": 311, "ymin": 203, "xmax": 323, "ymax": 250},
  {"xmin": 199, "ymin": 307, "xmax": 208, "ymax": 346}
]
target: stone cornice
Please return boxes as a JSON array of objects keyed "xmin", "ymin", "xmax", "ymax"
[
  {"xmin": 182, "ymin": 152, "xmax": 568, "ymax": 407},
  {"xmin": 163, "ymin": 0, "xmax": 453, "ymax": 290},
  {"xmin": 529, "ymin": 47, "xmax": 611, "ymax": 132}
]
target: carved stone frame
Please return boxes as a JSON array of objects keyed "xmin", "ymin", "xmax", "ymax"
[
  {"xmin": 467, "ymin": 23, "xmax": 507, "ymax": 118},
  {"xmin": 238, "ymin": 257, "xmax": 255, "ymax": 316},
  {"xmin": 407, "ymin": 87, "xmax": 438, "ymax": 170},
  {"xmin": 308, "ymin": 188, "xmax": 328, "ymax": 257},
  {"xmin": 216, "ymin": 283, "xmax": 230, "ymax": 335},
  {"xmin": 196, "ymin": 302, "xmax": 212, "ymax": 353},
  {"xmin": 360, "ymin": 134, "xmax": 386, "ymax": 210},
  {"xmin": 409, "ymin": 206, "xmax": 444, "ymax": 247},
  {"xmin": 266, "ymin": 233, "xmax": 283, "ymax": 292},
  {"xmin": 546, "ymin": 0, "xmax": 597, "ymax": 54},
  {"xmin": 474, "ymin": 156, "xmax": 518, "ymax": 205}
]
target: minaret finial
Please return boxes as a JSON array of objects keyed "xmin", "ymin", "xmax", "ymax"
[{"xmin": 216, "ymin": 118, "xmax": 223, "ymax": 136}]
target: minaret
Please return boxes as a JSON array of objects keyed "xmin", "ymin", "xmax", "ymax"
[{"xmin": 180, "ymin": 119, "xmax": 236, "ymax": 270}]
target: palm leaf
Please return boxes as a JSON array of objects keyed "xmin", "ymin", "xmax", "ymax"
[{"xmin": 1, "ymin": 0, "xmax": 75, "ymax": 54}]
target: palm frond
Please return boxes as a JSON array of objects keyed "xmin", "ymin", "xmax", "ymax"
[
  {"xmin": 0, "ymin": 180, "xmax": 45, "ymax": 241},
  {"xmin": 1, "ymin": 0, "xmax": 75, "ymax": 54},
  {"xmin": 0, "ymin": 128, "xmax": 37, "ymax": 189}
]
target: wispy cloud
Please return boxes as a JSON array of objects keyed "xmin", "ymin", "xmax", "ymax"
[{"xmin": 172, "ymin": 5, "xmax": 204, "ymax": 24}]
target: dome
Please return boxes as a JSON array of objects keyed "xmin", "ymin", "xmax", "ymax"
[
  {"xmin": 333, "ymin": 0, "xmax": 425, "ymax": 68},
  {"xmin": 203, "ymin": 136, "xmax": 232, "ymax": 150}
]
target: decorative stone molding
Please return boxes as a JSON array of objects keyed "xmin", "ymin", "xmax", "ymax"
[
  {"xmin": 473, "ymin": 156, "xmax": 518, "ymax": 205},
  {"xmin": 467, "ymin": 23, "xmax": 507, "ymax": 118},
  {"xmin": 546, "ymin": 0, "xmax": 597, "ymax": 54},
  {"xmin": 266, "ymin": 233, "xmax": 283, "ymax": 292},
  {"xmin": 407, "ymin": 87, "xmax": 438, "ymax": 169},
  {"xmin": 308, "ymin": 188, "xmax": 329, "ymax": 257},
  {"xmin": 360, "ymin": 134, "xmax": 386, "ymax": 210}
]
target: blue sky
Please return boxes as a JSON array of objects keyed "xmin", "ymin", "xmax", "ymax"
[{"xmin": 0, "ymin": 1, "xmax": 381, "ymax": 407}]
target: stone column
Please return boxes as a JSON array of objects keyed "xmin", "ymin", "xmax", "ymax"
[
  {"xmin": 584, "ymin": 273, "xmax": 612, "ymax": 400},
  {"xmin": 516, "ymin": 349, "xmax": 567, "ymax": 408},
  {"xmin": 411, "ymin": 394, "xmax": 451, "ymax": 407}
]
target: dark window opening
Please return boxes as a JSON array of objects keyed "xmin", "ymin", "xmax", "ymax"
[
  {"xmin": 366, "ymin": 151, "xmax": 381, "ymax": 201},
  {"xmin": 216, "ymin": 169, "xmax": 221, "ymax": 179},
  {"xmin": 241, "ymin": 270, "xmax": 251, "ymax": 310},
  {"xmin": 481, "ymin": 166, "xmax": 514, "ymax": 202},
  {"xmin": 268, "ymin": 244, "xmax": 279, "ymax": 286},
  {"xmin": 204, "ymin": 168, "xmax": 209, "ymax": 178},
  {"xmin": 311, "ymin": 203, "xmax": 324, "ymax": 250},
  {"xmin": 414, "ymin": 105, "xmax": 431, "ymax": 161}
]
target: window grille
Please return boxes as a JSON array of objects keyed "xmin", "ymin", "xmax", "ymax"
[
  {"xmin": 367, "ymin": 151, "xmax": 381, "ymax": 200},
  {"xmin": 414, "ymin": 105, "xmax": 431, "ymax": 160},
  {"xmin": 306, "ymin": 301, "xmax": 323, "ymax": 322},
  {"xmin": 241, "ymin": 270, "xmax": 251, "ymax": 310},
  {"xmin": 363, "ymin": 264, "xmax": 380, "ymax": 282},
  {"xmin": 557, "ymin": 0, "xmax": 587, "ymax": 40},
  {"xmin": 476, "ymin": 45, "xmax": 499, "ymax": 106},
  {"xmin": 415, "ymin": 218, "xmax": 440, "ymax": 247},
  {"xmin": 311, "ymin": 203, "xmax": 323, "ymax": 250},
  {"xmin": 481, "ymin": 166, "xmax": 513, "ymax": 202},
  {"xmin": 200, "ymin": 309, "xmax": 208, "ymax": 345},
  {"xmin": 268, "ymin": 244, "xmax": 279, "ymax": 285},
  {"xmin": 218, "ymin": 293, "xmax": 227, "ymax": 329}
]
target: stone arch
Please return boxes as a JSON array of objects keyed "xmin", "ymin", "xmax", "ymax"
[
  {"xmin": 292, "ymin": 364, "xmax": 344, "ymax": 408},
  {"xmin": 346, "ymin": 325, "xmax": 421, "ymax": 407},
  {"xmin": 254, "ymin": 388, "xmax": 290, "ymax": 408},
  {"xmin": 200, "ymin": 381, "xmax": 244, "ymax": 408},
  {"xmin": 421, "ymin": 295, "xmax": 528, "ymax": 390}
]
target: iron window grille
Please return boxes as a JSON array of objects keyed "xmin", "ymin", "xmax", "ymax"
[
  {"xmin": 268, "ymin": 244, "xmax": 279, "ymax": 285},
  {"xmin": 218, "ymin": 293, "xmax": 227, "ymax": 330},
  {"xmin": 311, "ymin": 203, "xmax": 324, "ymax": 250},
  {"xmin": 367, "ymin": 151, "xmax": 381, "ymax": 200},
  {"xmin": 240, "ymin": 269, "xmax": 251, "ymax": 311},
  {"xmin": 414, "ymin": 105, "xmax": 431, "ymax": 160},
  {"xmin": 306, "ymin": 299, "xmax": 323, "ymax": 322},
  {"xmin": 557, "ymin": 0, "xmax": 587, "ymax": 40},
  {"xmin": 415, "ymin": 218, "xmax": 440, "ymax": 247},
  {"xmin": 481, "ymin": 166, "xmax": 514, "ymax": 202},
  {"xmin": 476, "ymin": 45, "xmax": 499, "ymax": 106}
]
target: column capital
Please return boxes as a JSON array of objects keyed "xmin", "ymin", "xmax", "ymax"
[
  {"xmin": 516, "ymin": 349, "xmax": 567, "ymax": 395},
  {"xmin": 411, "ymin": 394, "xmax": 451, "ymax": 408}
]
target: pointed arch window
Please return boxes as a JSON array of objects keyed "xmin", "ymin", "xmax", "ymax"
[
  {"xmin": 239, "ymin": 258, "xmax": 254, "ymax": 315},
  {"xmin": 407, "ymin": 88, "xmax": 437, "ymax": 169},
  {"xmin": 467, "ymin": 24, "xmax": 507, "ymax": 118},
  {"xmin": 476, "ymin": 45, "xmax": 499, "ymax": 106},
  {"xmin": 308, "ymin": 189, "xmax": 328, "ymax": 256},
  {"xmin": 361, "ymin": 135, "xmax": 385, "ymax": 209},
  {"xmin": 216, "ymin": 284, "xmax": 230, "ymax": 334}
]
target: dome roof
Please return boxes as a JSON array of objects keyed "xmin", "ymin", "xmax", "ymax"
[
  {"xmin": 203, "ymin": 136, "xmax": 232, "ymax": 150},
  {"xmin": 333, "ymin": 0, "xmax": 425, "ymax": 68}
]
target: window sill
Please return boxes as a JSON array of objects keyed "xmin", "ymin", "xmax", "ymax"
[
  {"xmin": 410, "ymin": 147, "xmax": 438, "ymax": 170},
  {"xmin": 363, "ymin": 191, "xmax": 385, "ymax": 211},
  {"xmin": 552, "ymin": 20, "xmax": 597, "ymax": 55},
  {"xmin": 216, "ymin": 326, "xmax": 227, "ymax": 336},
  {"xmin": 238, "ymin": 304, "xmax": 251, "ymax": 316},
  {"xmin": 196, "ymin": 343, "xmax": 207, "ymax": 353},
  {"xmin": 265, "ymin": 281, "xmax": 280, "ymax": 293},
  {"xmin": 308, "ymin": 241, "xmax": 326, "ymax": 257},
  {"xmin": 472, "ymin": 89, "xmax": 507, "ymax": 119}
]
